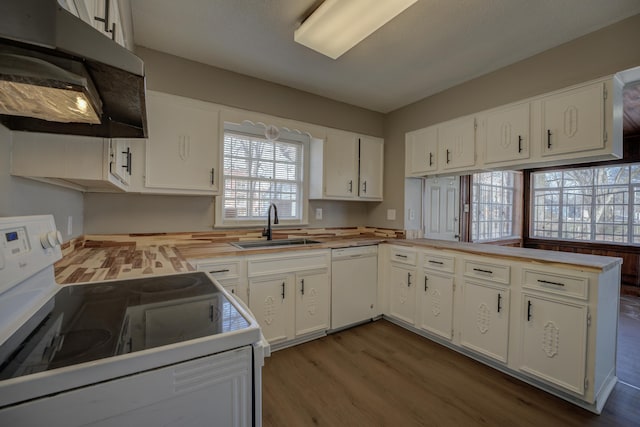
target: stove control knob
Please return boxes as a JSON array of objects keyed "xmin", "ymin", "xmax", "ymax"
[{"xmin": 40, "ymin": 230, "xmax": 63, "ymax": 249}]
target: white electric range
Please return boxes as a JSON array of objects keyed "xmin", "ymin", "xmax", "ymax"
[{"xmin": 0, "ymin": 215, "xmax": 268, "ymax": 426}]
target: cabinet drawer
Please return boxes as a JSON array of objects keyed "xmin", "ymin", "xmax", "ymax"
[
  {"xmin": 389, "ymin": 247, "xmax": 417, "ymax": 266},
  {"xmin": 463, "ymin": 260, "xmax": 510, "ymax": 285},
  {"xmin": 423, "ymin": 252, "xmax": 455, "ymax": 273},
  {"xmin": 522, "ymin": 269, "xmax": 588, "ymax": 300},
  {"xmin": 198, "ymin": 260, "xmax": 241, "ymax": 280}
]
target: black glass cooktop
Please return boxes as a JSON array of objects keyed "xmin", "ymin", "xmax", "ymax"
[{"xmin": 0, "ymin": 272, "xmax": 250, "ymax": 381}]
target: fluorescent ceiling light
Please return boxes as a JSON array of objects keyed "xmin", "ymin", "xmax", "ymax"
[
  {"xmin": 0, "ymin": 53, "xmax": 102, "ymax": 124},
  {"xmin": 294, "ymin": 0, "xmax": 418, "ymax": 60}
]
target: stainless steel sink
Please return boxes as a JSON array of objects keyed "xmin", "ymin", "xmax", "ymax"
[{"xmin": 230, "ymin": 238, "xmax": 322, "ymax": 249}]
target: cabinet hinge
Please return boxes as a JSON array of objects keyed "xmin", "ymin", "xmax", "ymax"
[
  {"xmin": 587, "ymin": 312, "xmax": 592, "ymax": 327},
  {"xmin": 584, "ymin": 378, "xmax": 589, "ymax": 390}
]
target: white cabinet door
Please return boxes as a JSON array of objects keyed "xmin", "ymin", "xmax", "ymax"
[
  {"xmin": 109, "ymin": 139, "xmax": 132, "ymax": 186},
  {"xmin": 358, "ymin": 136, "xmax": 383, "ymax": 200},
  {"xmin": 248, "ymin": 275, "xmax": 291, "ymax": 344},
  {"xmin": 388, "ymin": 264, "xmax": 417, "ymax": 324},
  {"xmin": 541, "ymin": 82, "xmax": 605, "ymax": 157},
  {"xmin": 520, "ymin": 293, "xmax": 588, "ymax": 395},
  {"xmin": 419, "ymin": 272, "xmax": 454, "ymax": 340},
  {"xmin": 460, "ymin": 281, "xmax": 510, "ymax": 363},
  {"xmin": 406, "ymin": 126, "xmax": 438, "ymax": 176},
  {"xmin": 439, "ymin": 116, "xmax": 475, "ymax": 170},
  {"xmin": 145, "ymin": 91, "xmax": 220, "ymax": 193},
  {"xmin": 295, "ymin": 270, "xmax": 330, "ymax": 336},
  {"xmin": 323, "ymin": 129, "xmax": 358, "ymax": 198},
  {"xmin": 483, "ymin": 102, "xmax": 530, "ymax": 164}
]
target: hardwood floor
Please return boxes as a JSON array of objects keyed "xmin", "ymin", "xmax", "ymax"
[
  {"xmin": 262, "ymin": 320, "xmax": 640, "ymax": 427},
  {"xmin": 619, "ymin": 296, "xmax": 640, "ymax": 388}
]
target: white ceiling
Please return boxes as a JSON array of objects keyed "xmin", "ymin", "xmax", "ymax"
[{"xmin": 131, "ymin": 0, "xmax": 640, "ymax": 113}]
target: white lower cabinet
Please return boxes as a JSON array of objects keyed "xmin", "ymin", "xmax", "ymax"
[
  {"xmin": 380, "ymin": 243, "xmax": 621, "ymax": 414},
  {"xmin": 294, "ymin": 270, "xmax": 331, "ymax": 336},
  {"xmin": 388, "ymin": 263, "xmax": 417, "ymax": 325},
  {"xmin": 460, "ymin": 281, "xmax": 510, "ymax": 363},
  {"xmin": 419, "ymin": 272, "xmax": 454, "ymax": 340},
  {"xmin": 247, "ymin": 251, "xmax": 330, "ymax": 348},
  {"xmin": 520, "ymin": 293, "xmax": 588, "ymax": 395},
  {"xmin": 249, "ymin": 275, "xmax": 292, "ymax": 344},
  {"xmin": 418, "ymin": 251, "xmax": 455, "ymax": 340}
]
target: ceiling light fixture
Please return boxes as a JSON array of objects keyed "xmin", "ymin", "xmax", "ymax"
[{"xmin": 294, "ymin": 0, "xmax": 418, "ymax": 60}]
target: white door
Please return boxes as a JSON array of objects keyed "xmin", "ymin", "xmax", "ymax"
[
  {"xmin": 520, "ymin": 293, "xmax": 588, "ymax": 394},
  {"xmin": 439, "ymin": 116, "xmax": 475, "ymax": 170},
  {"xmin": 388, "ymin": 264, "xmax": 416, "ymax": 324},
  {"xmin": 358, "ymin": 136, "xmax": 384, "ymax": 199},
  {"xmin": 295, "ymin": 270, "xmax": 330, "ymax": 336},
  {"xmin": 423, "ymin": 177, "xmax": 460, "ymax": 240},
  {"xmin": 323, "ymin": 130, "xmax": 358, "ymax": 198},
  {"xmin": 248, "ymin": 276, "xmax": 291, "ymax": 344},
  {"xmin": 419, "ymin": 272, "xmax": 454, "ymax": 340},
  {"xmin": 460, "ymin": 281, "xmax": 510, "ymax": 363}
]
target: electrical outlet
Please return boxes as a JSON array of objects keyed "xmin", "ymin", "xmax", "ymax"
[
  {"xmin": 387, "ymin": 209, "xmax": 396, "ymax": 221},
  {"xmin": 67, "ymin": 216, "xmax": 73, "ymax": 236},
  {"xmin": 409, "ymin": 208, "xmax": 415, "ymax": 220},
  {"xmin": 315, "ymin": 208, "xmax": 323, "ymax": 220}
]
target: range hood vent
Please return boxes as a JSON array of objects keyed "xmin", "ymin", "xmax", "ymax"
[{"xmin": 0, "ymin": 0, "xmax": 147, "ymax": 138}]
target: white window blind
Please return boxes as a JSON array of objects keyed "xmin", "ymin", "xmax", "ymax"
[{"xmin": 222, "ymin": 128, "xmax": 304, "ymax": 222}]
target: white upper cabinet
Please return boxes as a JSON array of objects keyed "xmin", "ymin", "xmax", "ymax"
[
  {"xmin": 405, "ymin": 76, "xmax": 621, "ymax": 177},
  {"xmin": 310, "ymin": 130, "xmax": 384, "ymax": 201},
  {"xmin": 323, "ymin": 129, "xmax": 359, "ymax": 198},
  {"xmin": 144, "ymin": 91, "xmax": 221, "ymax": 194},
  {"xmin": 358, "ymin": 136, "xmax": 384, "ymax": 200},
  {"xmin": 439, "ymin": 116, "xmax": 476, "ymax": 171},
  {"xmin": 70, "ymin": 0, "xmax": 126, "ymax": 47},
  {"xmin": 405, "ymin": 126, "xmax": 438, "ymax": 176},
  {"xmin": 540, "ymin": 82, "xmax": 606, "ymax": 157},
  {"xmin": 481, "ymin": 102, "xmax": 530, "ymax": 165}
]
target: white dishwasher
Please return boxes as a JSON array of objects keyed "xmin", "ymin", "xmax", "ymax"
[{"xmin": 331, "ymin": 245, "xmax": 378, "ymax": 330}]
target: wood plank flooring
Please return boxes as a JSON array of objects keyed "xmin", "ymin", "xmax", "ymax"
[
  {"xmin": 262, "ymin": 320, "xmax": 640, "ymax": 427},
  {"xmin": 619, "ymin": 296, "xmax": 640, "ymax": 387}
]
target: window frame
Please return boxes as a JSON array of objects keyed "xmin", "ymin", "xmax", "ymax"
[
  {"xmin": 529, "ymin": 163, "xmax": 640, "ymax": 245},
  {"xmin": 214, "ymin": 122, "xmax": 310, "ymax": 228},
  {"xmin": 470, "ymin": 171, "xmax": 522, "ymax": 243}
]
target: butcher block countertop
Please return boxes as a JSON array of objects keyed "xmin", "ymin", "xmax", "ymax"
[
  {"xmin": 54, "ymin": 228, "xmax": 622, "ymax": 284},
  {"xmin": 392, "ymin": 239, "xmax": 622, "ymax": 273},
  {"xmin": 54, "ymin": 227, "xmax": 401, "ymax": 284}
]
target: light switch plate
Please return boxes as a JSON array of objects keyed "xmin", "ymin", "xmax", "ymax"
[
  {"xmin": 315, "ymin": 208, "xmax": 323, "ymax": 220},
  {"xmin": 408, "ymin": 208, "xmax": 415, "ymax": 220},
  {"xmin": 387, "ymin": 209, "xmax": 396, "ymax": 221}
]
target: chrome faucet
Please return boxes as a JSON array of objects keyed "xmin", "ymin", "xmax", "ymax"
[{"xmin": 262, "ymin": 203, "xmax": 279, "ymax": 240}]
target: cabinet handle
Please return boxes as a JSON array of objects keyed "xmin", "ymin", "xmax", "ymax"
[
  {"xmin": 301, "ymin": 278, "xmax": 305, "ymax": 295},
  {"xmin": 547, "ymin": 129, "xmax": 552, "ymax": 149},
  {"xmin": 209, "ymin": 304, "xmax": 214, "ymax": 322},
  {"xmin": 281, "ymin": 282, "xmax": 285, "ymax": 300},
  {"xmin": 362, "ymin": 181, "xmax": 367, "ymax": 193},
  {"xmin": 94, "ymin": 0, "xmax": 111, "ymax": 32},
  {"xmin": 424, "ymin": 275, "xmax": 428, "ymax": 291},
  {"xmin": 537, "ymin": 279, "xmax": 565, "ymax": 287},
  {"xmin": 429, "ymin": 152, "xmax": 433, "ymax": 167},
  {"xmin": 407, "ymin": 272, "xmax": 412, "ymax": 287},
  {"xmin": 428, "ymin": 260, "xmax": 444, "ymax": 265},
  {"xmin": 497, "ymin": 293, "xmax": 502, "ymax": 313},
  {"xmin": 348, "ymin": 180, "xmax": 353, "ymax": 193},
  {"xmin": 473, "ymin": 267, "xmax": 493, "ymax": 275},
  {"xmin": 121, "ymin": 147, "xmax": 132, "ymax": 175},
  {"xmin": 518, "ymin": 135, "xmax": 523, "ymax": 153},
  {"xmin": 110, "ymin": 22, "xmax": 116, "ymax": 41},
  {"xmin": 446, "ymin": 149, "xmax": 451, "ymax": 164},
  {"xmin": 527, "ymin": 300, "xmax": 532, "ymax": 321},
  {"xmin": 395, "ymin": 254, "xmax": 408, "ymax": 259},
  {"xmin": 208, "ymin": 269, "xmax": 230, "ymax": 274},
  {"xmin": 210, "ymin": 168, "xmax": 215, "ymax": 185}
]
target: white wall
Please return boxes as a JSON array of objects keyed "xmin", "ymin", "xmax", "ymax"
[{"xmin": 0, "ymin": 125, "xmax": 84, "ymax": 240}]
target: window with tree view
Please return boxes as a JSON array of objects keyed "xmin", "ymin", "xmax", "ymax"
[
  {"xmin": 531, "ymin": 164, "xmax": 640, "ymax": 244},
  {"xmin": 471, "ymin": 171, "xmax": 520, "ymax": 242},
  {"xmin": 220, "ymin": 125, "xmax": 306, "ymax": 225}
]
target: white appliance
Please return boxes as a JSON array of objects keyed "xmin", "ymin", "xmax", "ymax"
[
  {"xmin": 331, "ymin": 245, "xmax": 378, "ymax": 330},
  {"xmin": 0, "ymin": 215, "xmax": 268, "ymax": 427}
]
